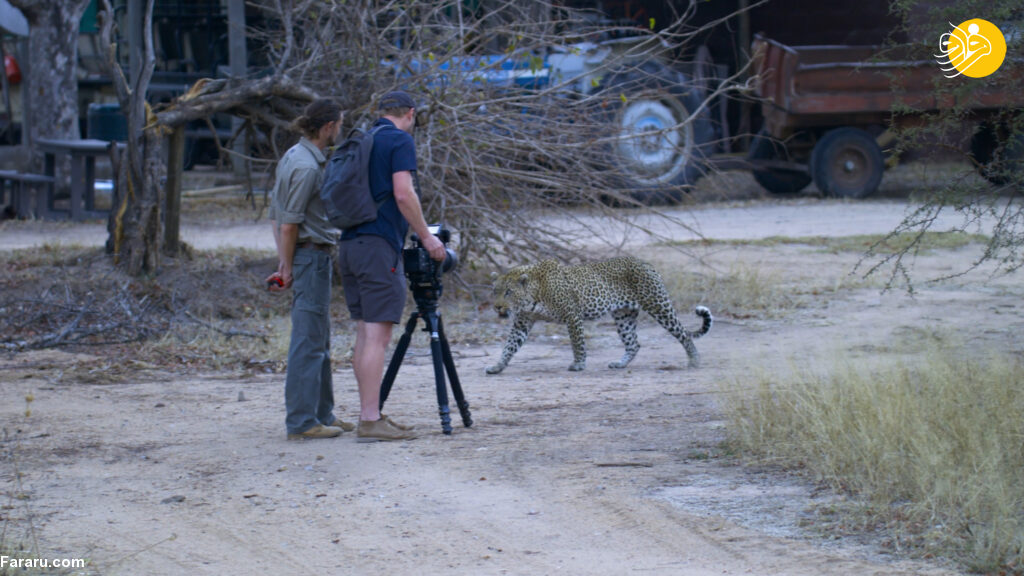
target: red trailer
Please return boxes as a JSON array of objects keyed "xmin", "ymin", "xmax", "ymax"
[{"xmin": 745, "ymin": 34, "xmax": 1024, "ymax": 197}]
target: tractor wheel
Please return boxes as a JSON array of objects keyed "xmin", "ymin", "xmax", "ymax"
[
  {"xmin": 748, "ymin": 131, "xmax": 812, "ymax": 195},
  {"xmin": 596, "ymin": 63, "xmax": 716, "ymax": 205},
  {"xmin": 810, "ymin": 127, "xmax": 884, "ymax": 198}
]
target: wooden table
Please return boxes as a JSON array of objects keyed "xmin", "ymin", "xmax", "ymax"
[{"xmin": 35, "ymin": 137, "xmax": 119, "ymax": 221}]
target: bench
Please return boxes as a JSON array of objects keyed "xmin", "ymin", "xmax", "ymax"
[
  {"xmin": 37, "ymin": 137, "xmax": 120, "ymax": 221},
  {"xmin": 0, "ymin": 169, "xmax": 57, "ymax": 219}
]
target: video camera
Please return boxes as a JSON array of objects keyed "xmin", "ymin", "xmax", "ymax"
[{"xmin": 404, "ymin": 225, "xmax": 457, "ymax": 298}]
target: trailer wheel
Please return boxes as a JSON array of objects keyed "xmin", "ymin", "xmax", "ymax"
[
  {"xmin": 971, "ymin": 122, "xmax": 1024, "ymax": 186},
  {"xmin": 810, "ymin": 127, "xmax": 884, "ymax": 198},
  {"xmin": 597, "ymin": 63, "xmax": 715, "ymax": 205},
  {"xmin": 748, "ymin": 131, "xmax": 812, "ymax": 194}
]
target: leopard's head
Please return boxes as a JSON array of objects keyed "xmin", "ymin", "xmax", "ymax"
[{"xmin": 492, "ymin": 264, "xmax": 541, "ymax": 319}]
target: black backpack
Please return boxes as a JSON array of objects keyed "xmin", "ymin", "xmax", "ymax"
[{"xmin": 320, "ymin": 125, "xmax": 387, "ymax": 230}]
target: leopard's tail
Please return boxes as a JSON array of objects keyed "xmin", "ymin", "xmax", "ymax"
[{"xmin": 691, "ymin": 306, "xmax": 712, "ymax": 339}]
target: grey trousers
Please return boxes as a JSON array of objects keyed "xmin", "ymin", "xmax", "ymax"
[{"xmin": 284, "ymin": 247, "xmax": 336, "ymax": 434}]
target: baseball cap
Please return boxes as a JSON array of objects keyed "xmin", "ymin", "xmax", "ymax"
[{"xmin": 378, "ymin": 90, "xmax": 416, "ymax": 109}]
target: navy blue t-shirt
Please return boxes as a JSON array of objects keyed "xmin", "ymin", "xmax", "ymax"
[{"xmin": 341, "ymin": 118, "xmax": 417, "ymax": 256}]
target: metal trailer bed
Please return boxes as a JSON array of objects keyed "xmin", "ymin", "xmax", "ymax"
[{"xmin": 743, "ymin": 34, "xmax": 1024, "ymax": 198}]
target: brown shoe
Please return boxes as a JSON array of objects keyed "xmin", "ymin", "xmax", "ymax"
[
  {"xmin": 356, "ymin": 418, "xmax": 417, "ymax": 443},
  {"xmin": 380, "ymin": 413, "xmax": 414, "ymax": 431},
  {"xmin": 326, "ymin": 417, "xmax": 356, "ymax": 432},
  {"xmin": 287, "ymin": 424, "xmax": 343, "ymax": 440}
]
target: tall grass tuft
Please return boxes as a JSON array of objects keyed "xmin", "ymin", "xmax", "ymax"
[
  {"xmin": 725, "ymin": 346, "xmax": 1024, "ymax": 572},
  {"xmin": 658, "ymin": 263, "xmax": 801, "ymax": 319}
]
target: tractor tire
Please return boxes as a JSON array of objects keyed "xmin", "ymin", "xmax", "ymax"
[
  {"xmin": 810, "ymin": 127, "xmax": 884, "ymax": 199},
  {"xmin": 596, "ymin": 63, "xmax": 716, "ymax": 205},
  {"xmin": 748, "ymin": 131, "xmax": 812, "ymax": 195}
]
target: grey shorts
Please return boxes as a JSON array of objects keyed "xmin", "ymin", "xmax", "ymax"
[{"xmin": 338, "ymin": 235, "xmax": 406, "ymax": 323}]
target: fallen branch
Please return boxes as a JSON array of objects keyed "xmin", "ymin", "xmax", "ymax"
[{"xmin": 183, "ymin": 311, "xmax": 268, "ymax": 342}]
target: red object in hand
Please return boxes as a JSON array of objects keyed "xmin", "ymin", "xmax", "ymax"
[
  {"xmin": 4, "ymin": 55, "xmax": 21, "ymax": 85},
  {"xmin": 266, "ymin": 273, "xmax": 284, "ymax": 289}
]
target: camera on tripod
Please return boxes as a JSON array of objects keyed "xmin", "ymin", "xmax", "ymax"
[
  {"xmin": 381, "ymin": 224, "xmax": 473, "ymax": 435},
  {"xmin": 404, "ymin": 225, "xmax": 457, "ymax": 291}
]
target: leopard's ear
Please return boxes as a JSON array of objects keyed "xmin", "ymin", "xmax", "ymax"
[
  {"xmin": 489, "ymin": 271, "xmax": 499, "ymax": 280},
  {"xmin": 518, "ymin": 273, "xmax": 530, "ymax": 287}
]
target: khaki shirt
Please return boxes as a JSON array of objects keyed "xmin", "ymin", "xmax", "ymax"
[{"xmin": 270, "ymin": 137, "xmax": 338, "ymax": 246}]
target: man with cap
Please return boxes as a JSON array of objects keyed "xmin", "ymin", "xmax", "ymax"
[{"xmin": 338, "ymin": 90, "xmax": 446, "ymax": 442}]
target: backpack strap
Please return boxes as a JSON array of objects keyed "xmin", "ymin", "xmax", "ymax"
[{"xmin": 365, "ymin": 125, "xmax": 393, "ymax": 205}]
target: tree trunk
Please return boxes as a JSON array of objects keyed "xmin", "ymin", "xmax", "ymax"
[
  {"xmin": 9, "ymin": 0, "xmax": 90, "ymax": 144},
  {"xmin": 98, "ymin": 0, "xmax": 163, "ymax": 275},
  {"xmin": 10, "ymin": 0, "xmax": 90, "ymax": 199},
  {"xmin": 116, "ymin": 125, "xmax": 165, "ymax": 273}
]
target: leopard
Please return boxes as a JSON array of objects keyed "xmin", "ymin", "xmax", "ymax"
[{"xmin": 486, "ymin": 256, "xmax": 712, "ymax": 374}]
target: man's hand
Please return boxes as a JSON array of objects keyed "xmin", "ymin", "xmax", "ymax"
[
  {"xmin": 266, "ymin": 271, "xmax": 293, "ymax": 292},
  {"xmin": 421, "ymin": 234, "xmax": 447, "ymax": 261}
]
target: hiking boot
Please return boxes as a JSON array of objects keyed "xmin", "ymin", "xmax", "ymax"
[
  {"xmin": 356, "ymin": 418, "xmax": 417, "ymax": 443},
  {"xmin": 326, "ymin": 417, "xmax": 356, "ymax": 432},
  {"xmin": 287, "ymin": 424, "xmax": 343, "ymax": 441},
  {"xmin": 380, "ymin": 413, "xmax": 414, "ymax": 431}
]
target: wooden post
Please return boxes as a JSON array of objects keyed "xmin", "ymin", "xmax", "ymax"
[
  {"xmin": 16, "ymin": 35, "xmax": 29, "ymax": 148},
  {"xmin": 164, "ymin": 125, "xmax": 184, "ymax": 256},
  {"xmin": 738, "ymin": 0, "xmax": 752, "ymax": 149},
  {"xmin": 228, "ymin": 0, "xmax": 248, "ymax": 178},
  {"xmin": 106, "ymin": 141, "xmax": 121, "ymax": 254}
]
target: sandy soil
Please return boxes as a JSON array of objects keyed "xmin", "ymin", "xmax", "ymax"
[{"xmin": 2, "ymin": 192, "xmax": 1022, "ymax": 575}]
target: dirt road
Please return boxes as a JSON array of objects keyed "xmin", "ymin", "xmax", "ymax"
[
  {"xmin": 2, "ymin": 197, "xmax": 1018, "ymax": 575},
  {"xmin": 0, "ymin": 197, "xmax": 988, "ymax": 251}
]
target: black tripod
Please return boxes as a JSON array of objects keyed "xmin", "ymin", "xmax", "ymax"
[{"xmin": 379, "ymin": 288, "xmax": 472, "ymax": 435}]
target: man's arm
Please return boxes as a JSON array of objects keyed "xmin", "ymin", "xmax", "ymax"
[
  {"xmin": 275, "ymin": 223, "xmax": 299, "ymax": 288},
  {"xmin": 269, "ymin": 165, "xmax": 317, "ymax": 290},
  {"xmin": 393, "ymin": 170, "xmax": 445, "ymax": 260},
  {"xmin": 271, "ymin": 219, "xmax": 281, "ymax": 251},
  {"xmin": 265, "ymin": 219, "xmax": 296, "ymax": 292}
]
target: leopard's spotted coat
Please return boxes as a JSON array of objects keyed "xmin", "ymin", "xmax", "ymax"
[{"xmin": 486, "ymin": 256, "xmax": 712, "ymax": 374}]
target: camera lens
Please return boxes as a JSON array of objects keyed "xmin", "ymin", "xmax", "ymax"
[{"xmin": 441, "ymin": 248, "xmax": 458, "ymax": 274}]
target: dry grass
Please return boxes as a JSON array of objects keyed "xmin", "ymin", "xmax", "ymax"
[
  {"xmin": 724, "ymin": 342, "xmax": 1024, "ymax": 573},
  {"xmin": 0, "ymin": 243, "xmax": 503, "ymax": 375},
  {"xmin": 659, "ymin": 264, "xmax": 800, "ymax": 319},
  {"xmin": 662, "ymin": 231, "xmax": 989, "ymax": 254},
  {"xmin": 0, "ymin": 241, "xmax": 847, "ymax": 376},
  {"xmin": 0, "ymin": 244, "xmax": 291, "ymax": 373},
  {"xmin": 650, "ymin": 232, "xmax": 992, "ymax": 319},
  {"xmin": 762, "ymin": 231, "xmax": 988, "ymax": 255},
  {"xmin": 655, "ymin": 257, "xmax": 868, "ymax": 320}
]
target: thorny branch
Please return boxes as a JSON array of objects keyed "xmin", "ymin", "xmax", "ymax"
[{"xmin": 854, "ymin": 0, "xmax": 1024, "ymax": 290}]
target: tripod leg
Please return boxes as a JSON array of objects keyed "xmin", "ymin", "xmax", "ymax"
[
  {"xmin": 379, "ymin": 312, "xmax": 419, "ymax": 411},
  {"xmin": 437, "ymin": 315, "xmax": 472, "ymax": 428},
  {"xmin": 425, "ymin": 312, "xmax": 453, "ymax": 435}
]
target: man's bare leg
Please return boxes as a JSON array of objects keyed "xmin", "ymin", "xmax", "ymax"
[{"xmin": 352, "ymin": 320, "xmax": 394, "ymax": 422}]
